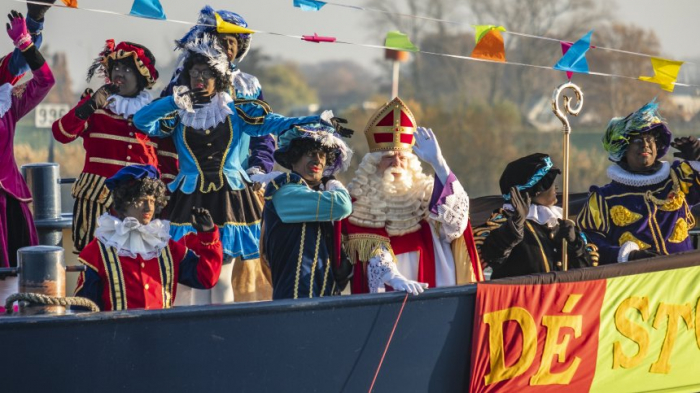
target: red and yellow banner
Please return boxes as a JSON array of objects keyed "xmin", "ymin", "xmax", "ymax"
[{"xmin": 469, "ymin": 264, "xmax": 700, "ymax": 392}]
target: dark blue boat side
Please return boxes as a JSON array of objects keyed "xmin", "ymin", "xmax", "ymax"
[{"xmin": 0, "ymin": 286, "xmax": 477, "ymax": 393}]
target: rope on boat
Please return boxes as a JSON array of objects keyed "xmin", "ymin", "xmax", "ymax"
[
  {"xmin": 368, "ymin": 293, "xmax": 409, "ymax": 393},
  {"xmin": 4, "ymin": 293, "xmax": 100, "ymax": 314}
]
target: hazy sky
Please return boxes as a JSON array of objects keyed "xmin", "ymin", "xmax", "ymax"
[{"xmin": 1, "ymin": 0, "xmax": 699, "ymax": 94}]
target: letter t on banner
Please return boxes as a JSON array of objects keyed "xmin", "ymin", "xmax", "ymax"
[
  {"xmin": 129, "ymin": 0, "xmax": 167, "ymax": 20},
  {"xmin": 554, "ymin": 31, "xmax": 593, "ymax": 77}
]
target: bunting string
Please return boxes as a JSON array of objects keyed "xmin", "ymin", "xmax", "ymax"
[
  {"xmin": 308, "ymin": 0, "xmax": 698, "ymax": 66},
  {"xmin": 8, "ymin": 0, "xmax": 700, "ymax": 90}
]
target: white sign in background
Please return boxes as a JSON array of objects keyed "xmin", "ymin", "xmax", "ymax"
[{"xmin": 34, "ymin": 103, "xmax": 69, "ymax": 128}]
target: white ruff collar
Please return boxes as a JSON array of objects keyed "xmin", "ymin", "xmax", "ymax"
[
  {"xmin": 94, "ymin": 213, "xmax": 171, "ymax": 260},
  {"xmin": 179, "ymin": 92, "xmax": 234, "ymax": 129},
  {"xmin": 0, "ymin": 83, "xmax": 11, "ymax": 118},
  {"xmin": 503, "ymin": 204, "xmax": 563, "ymax": 227},
  {"xmin": 106, "ymin": 91, "xmax": 152, "ymax": 119},
  {"xmin": 607, "ymin": 161, "xmax": 670, "ymax": 187}
]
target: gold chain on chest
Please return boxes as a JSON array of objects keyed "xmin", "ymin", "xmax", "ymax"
[{"xmin": 645, "ymin": 170, "xmax": 680, "ymax": 206}]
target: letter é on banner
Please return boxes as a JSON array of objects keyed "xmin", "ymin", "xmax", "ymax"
[
  {"xmin": 483, "ymin": 307, "xmax": 538, "ymax": 385},
  {"xmin": 530, "ymin": 294, "xmax": 583, "ymax": 385}
]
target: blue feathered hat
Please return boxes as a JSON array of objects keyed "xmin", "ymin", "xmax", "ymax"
[
  {"xmin": 105, "ymin": 164, "xmax": 160, "ymax": 191},
  {"xmin": 602, "ymin": 100, "xmax": 672, "ymax": 162},
  {"xmin": 176, "ymin": 5, "xmax": 252, "ymax": 62},
  {"xmin": 274, "ymin": 124, "xmax": 353, "ymax": 176}
]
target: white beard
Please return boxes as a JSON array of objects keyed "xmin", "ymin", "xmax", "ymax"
[{"xmin": 349, "ymin": 153, "xmax": 432, "ymax": 236}]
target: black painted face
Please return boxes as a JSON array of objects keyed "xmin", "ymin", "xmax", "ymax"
[
  {"xmin": 120, "ymin": 195, "xmax": 156, "ymax": 225},
  {"xmin": 291, "ymin": 150, "xmax": 327, "ymax": 185},
  {"xmin": 217, "ymin": 34, "xmax": 239, "ymax": 62},
  {"xmin": 188, "ymin": 62, "xmax": 217, "ymax": 96},
  {"xmin": 110, "ymin": 59, "xmax": 141, "ymax": 97},
  {"xmin": 625, "ymin": 134, "xmax": 658, "ymax": 172},
  {"xmin": 531, "ymin": 183, "xmax": 557, "ymax": 207}
]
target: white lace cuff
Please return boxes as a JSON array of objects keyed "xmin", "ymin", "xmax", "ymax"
[
  {"xmin": 367, "ymin": 246, "xmax": 399, "ymax": 293},
  {"xmin": 172, "ymin": 85, "xmax": 194, "ymax": 113},
  {"xmin": 618, "ymin": 241, "xmax": 640, "ymax": 263},
  {"xmin": 430, "ymin": 180, "xmax": 469, "ymax": 241}
]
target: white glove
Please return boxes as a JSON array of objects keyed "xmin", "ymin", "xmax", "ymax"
[
  {"xmin": 249, "ymin": 171, "xmax": 283, "ymax": 188},
  {"xmin": 412, "ymin": 127, "xmax": 449, "ymax": 182},
  {"xmin": 387, "ymin": 275, "xmax": 429, "ymax": 295},
  {"xmin": 324, "ymin": 179, "xmax": 347, "ymax": 192},
  {"xmin": 246, "ymin": 166, "xmax": 265, "ymax": 176},
  {"xmin": 171, "ymin": 85, "xmax": 194, "ymax": 113}
]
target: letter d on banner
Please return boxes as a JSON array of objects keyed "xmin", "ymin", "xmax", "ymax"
[{"xmin": 483, "ymin": 307, "xmax": 538, "ymax": 385}]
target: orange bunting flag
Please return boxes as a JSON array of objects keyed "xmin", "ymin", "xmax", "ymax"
[
  {"xmin": 639, "ymin": 57, "xmax": 684, "ymax": 92},
  {"xmin": 215, "ymin": 12, "xmax": 255, "ymax": 35},
  {"xmin": 471, "ymin": 28, "xmax": 506, "ymax": 62},
  {"xmin": 61, "ymin": 0, "xmax": 78, "ymax": 8}
]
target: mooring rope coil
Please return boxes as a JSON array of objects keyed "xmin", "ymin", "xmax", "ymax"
[{"xmin": 5, "ymin": 292, "xmax": 100, "ymax": 313}]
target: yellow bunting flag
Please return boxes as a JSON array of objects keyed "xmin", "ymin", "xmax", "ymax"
[
  {"xmin": 215, "ymin": 12, "xmax": 255, "ymax": 35},
  {"xmin": 384, "ymin": 31, "xmax": 419, "ymax": 52},
  {"xmin": 471, "ymin": 27, "xmax": 506, "ymax": 62},
  {"xmin": 61, "ymin": 0, "xmax": 78, "ymax": 8},
  {"xmin": 473, "ymin": 25, "xmax": 506, "ymax": 45},
  {"xmin": 639, "ymin": 57, "xmax": 684, "ymax": 92}
]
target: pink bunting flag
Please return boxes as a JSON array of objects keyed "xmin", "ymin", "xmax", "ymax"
[
  {"xmin": 301, "ymin": 33, "xmax": 336, "ymax": 43},
  {"xmin": 560, "ymin": 42, "xmax": 574, "ymax": 80}
]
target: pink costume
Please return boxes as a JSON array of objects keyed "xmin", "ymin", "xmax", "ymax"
[{"xmin": 0, "ymin": 14, "xmax": 55, "ymax": 267}]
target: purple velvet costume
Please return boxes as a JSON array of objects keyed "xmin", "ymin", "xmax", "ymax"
[{"xmin": 0, "ymin": 61, "xmax": 55, "ymax": 267}]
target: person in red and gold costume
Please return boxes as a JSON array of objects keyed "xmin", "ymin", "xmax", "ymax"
[
  {"xmin": 74, "ymin": 165, "xmax": 223, "ymax": 311},
  {"xmin": 343, "ymin": 97, "xmax": 483, "ymax": 295},
  {"xmin": 52, "ymin": 39, "xmax": 164, "ymax": 253}
]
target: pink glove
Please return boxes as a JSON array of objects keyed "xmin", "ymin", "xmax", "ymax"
[{"xmin": 6, "ymin": 11, "xmax": 31, "ymax": 51}]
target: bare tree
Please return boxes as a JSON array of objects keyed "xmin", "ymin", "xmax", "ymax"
[{"xmin": 363, "ymin": 0, "xmax": 469, "ymax": 97}]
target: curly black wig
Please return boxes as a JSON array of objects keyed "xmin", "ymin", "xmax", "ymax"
[
  {"xmin": 112, "ymin": 178, "xmax": 168, "ymax": 216},
  {"xmin": 181, "ymin": 53, "xmax": 229, "ymax": 93},
  {"xmin": 282, "ymin": 138, "xmax": 338, "ymax": 171}
]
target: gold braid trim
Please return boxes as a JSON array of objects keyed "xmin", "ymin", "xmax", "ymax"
[
  {"xmin": 646, "ymin": 170, "xmax": 681, "ymax": 206},
  {"xmin": 235, "ymin": 99, "xmax": 273, "ymax": 125},
  {"xmin": 345, "ymin": 234, "xmax": 395, "ymax": 265}
]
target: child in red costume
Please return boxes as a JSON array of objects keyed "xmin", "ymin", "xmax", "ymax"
[{"xmin": 74, "ymin": 165, "xmax": 223, "ymax": 311}]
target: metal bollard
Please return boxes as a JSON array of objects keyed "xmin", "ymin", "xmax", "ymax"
[
  {"xmin": 21, "ymin": 163, "xmax": 72, "ymax": 247},
  {"xmin": 17, "ymin": 246, "xmax": 65, "ymax": 315}
]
